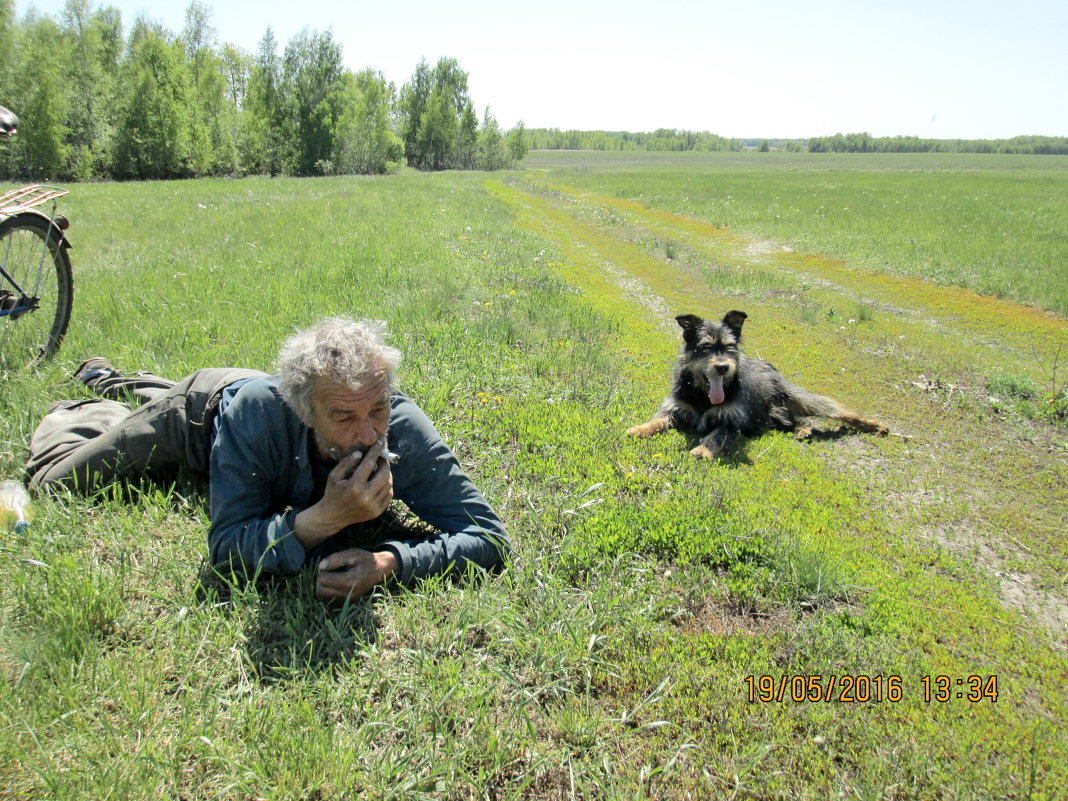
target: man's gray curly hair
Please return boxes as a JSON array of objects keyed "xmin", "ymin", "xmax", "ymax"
[{"xmin": 275, "ymin": 317, "xmax": 401, "ymax": 420}]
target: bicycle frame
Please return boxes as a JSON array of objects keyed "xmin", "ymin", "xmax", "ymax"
[{"xmin": 0, "ymin": 184, "xmax": 71, "ymax": 319}]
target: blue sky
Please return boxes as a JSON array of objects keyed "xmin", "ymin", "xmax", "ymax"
[{"xmin": 14, "ymin": 0, "xmax": 1068, "ymax": 139}]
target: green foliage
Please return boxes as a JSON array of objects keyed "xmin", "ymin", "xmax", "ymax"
[
  {"xmin": 809, "ymin": 131, "xmax": 1068, "ymax": 154},
  {"xmin": 0, "ymin": 6, "xmax": 513, "ymax": 180},
  {"xmin": 241, "ymin": 26, "xmax": 287, "ymax": 176},
  {"xmin": 987, "ymin": 373, "xmax": 1038, "ymax": 400},
  {"xmin": 113, "ymin": 32, "xmax": 194, "ymax": 179},
  {"xmin": 7, "ymin": 16, "xmax": 70, "ymax": 180},
  {"xmin": 333, "ymin": 70, "xmax": 403, "ymax": 175},
  {"xmin": 416, "ymin": 87, "xmax": 458, "ymax": 170},
  {"xmin": 527, "ymin": 126, "xmax": 739, "ymax": 151},
  {"xmin": 506, "ymin": 119, "xmax": 528, "ymax": 164},
  {"xmin": 401, "ymin": 56, "xmax": 470, "ymax": 170},
  {"xmin": 398, "ymin": 57, "xmax": 432, "ymax": 164},
  {"xmin": 477, "ymin": 106, "xmax": 506, "ymax": 170},
  {"xmin": 281, "ymin": 28, "xmax": 344, "ymax": 176},
  {"xmin": 217, "ymin": 42, "xmax": 249, "ymax": 175},
  {"xmin": 526, "ymin": 127, "xmax": 1068, "ymax": 156},
  {"xmin": 398, "ymin": 58, "xmax": 523, "ymax": 172},
  {"xmin": 987, "ymin": 373, "xmax": 1068, "ymax": 424},
  {"xmin": 454, "ymin": 101, "xmax": 479, "ymax": 170},
  {"xmin": 61, "ymin": 0, "xmax": 116, "ymax": 179}
]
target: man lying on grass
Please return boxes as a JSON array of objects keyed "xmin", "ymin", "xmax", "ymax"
[{"xmin": 26, "ymin": 318, "xmax": 510, "ymax": 601}]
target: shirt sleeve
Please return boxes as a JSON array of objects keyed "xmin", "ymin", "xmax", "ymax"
[
  {"xmin": 207, "ymin": 384, "xmax": 308, "ymax": 576},
  {"xmin": 379, "ymin": 396, "xmax": 511, "ymax": 587}
]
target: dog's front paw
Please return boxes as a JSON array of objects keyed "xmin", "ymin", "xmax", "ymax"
[
  {"xmin": 688, "ymin": 444, "xmax": 716, "ymax": 460},
  {"xmin": 627, "ymin": 417, "xmax": 671, "ymax": 438}
]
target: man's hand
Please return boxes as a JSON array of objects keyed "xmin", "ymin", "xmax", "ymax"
[
  {"xmin": 320, "ymin": 442, "xmax": 394, "ymax": 524},
  {"xmin": 316, "ymin": 548, "xmax": 399, "ymax": 601},
  {"xmin": 293, "ymin": 443, "xmax": 394, "ymax": 549}
]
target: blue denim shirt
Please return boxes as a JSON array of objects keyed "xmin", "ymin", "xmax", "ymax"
[{"xmin": 207, "ymin": 376, "xmax": 509, "ymax": 585}]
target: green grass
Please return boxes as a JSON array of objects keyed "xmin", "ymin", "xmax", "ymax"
[
  {"xmin": 0, "ymin": 156, "xmax": 1065, "ymax": 799},
  {"xmin": 524, "ymin": 150, "xmax": 1068, "ymax": 315}
]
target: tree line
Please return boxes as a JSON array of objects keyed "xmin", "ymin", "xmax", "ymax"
[
  {"xmin": 527, "ymin": 127, "xmax": 1068, "ymax": 156},
  {"xmin": 526, "ymin": 128, "xmax": 739, "ymax": 152},
  {"xmin": 806, "ymin": 132, "xmax": 1068, "ymax": 155},
  {"xmin": 0, "ymin": 0, "xmax": 528, "ymax": 181}
]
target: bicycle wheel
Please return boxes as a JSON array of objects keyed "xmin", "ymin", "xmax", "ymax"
[{"xmin": 0, "ymin": 214, "xmax": 73, "ymax": 366}]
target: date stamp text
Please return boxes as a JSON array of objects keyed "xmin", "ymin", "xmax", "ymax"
[{"xmin": 744, "ymin": 674, "xmax": 998, "ymax": 703}]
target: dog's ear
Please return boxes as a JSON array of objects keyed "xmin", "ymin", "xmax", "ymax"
[
  {"xmin": 721, "ymin": 310, "xmax": 747, "ymax": 340},
  {"xmin": 675, "ymin": 314, "xmax": 703, "ymax": 344}
]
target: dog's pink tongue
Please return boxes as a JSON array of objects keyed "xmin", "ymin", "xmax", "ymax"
[{"xmin": 708, "ymin": 376, "xmax": 726, "ymax": 405}]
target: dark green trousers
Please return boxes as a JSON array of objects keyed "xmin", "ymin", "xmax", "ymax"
[{"xmin": 26, "ymin": 367, "xmax": 266, "ymax": 490}]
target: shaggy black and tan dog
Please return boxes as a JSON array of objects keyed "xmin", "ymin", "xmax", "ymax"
[{"xmin": 627, "ymin": 311, "xmax": 888, "ymax": 459}]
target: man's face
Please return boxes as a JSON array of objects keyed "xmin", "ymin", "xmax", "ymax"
[{"xmin": 306, "ymin": 370, "xmax": 391, "ymax": 461}]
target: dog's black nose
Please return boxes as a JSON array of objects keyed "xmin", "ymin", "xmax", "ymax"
[{"xmin": 714, "ymin": 363, "xmax": 729, "ymax": 375}]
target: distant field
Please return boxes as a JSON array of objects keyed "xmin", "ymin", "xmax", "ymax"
[
  {"xmin": 523, "ymin": 150, "xmax": 1068, "ymax": 172},
  {"xmin": 525, "ymin": 150, "xmax": 1068, "ymax": 315},
  {"xmin": 0, "ymin": 162, "xmax": 1065, "ymax": 799}
]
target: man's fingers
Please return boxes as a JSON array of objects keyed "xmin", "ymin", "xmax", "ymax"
[
  {"xmin": 352, "ymin": 441, "xmax": 385, "ymax": 480},
  {"xmin": 316, "ymin": 560, "xmax": 362, "ymax": 596},
  {"xmin": 331, "ymin": 443, "xmax": 381, "ymax": 485},
  {"xmin": 315, "ymin": 549, "xmax": 397, "ymax": 602},
  {"xmin": 328, "ymin": 450, "xmax": 362, "ymax": 480},
  {"xmin": 372, "ymin": 462, "xmax": 393, "ymax": 489},
  {"xmin": 318, "ymin": 550, "xmax": 358, "ymax": 572},
  {"xmin": 316, "ymin": 579, "xmax": 356, "ymax": 602},
  {"xmin": 320, "ymin": 446, "xmax": 392, "ymax": 527},
  {"xmin": 316, "ymin": 551, "xmax": 376, "ymax": 601},
  {"xmin": 358, "ymin": 453, "xmax": 393, "ymax": 505},
  {"xmin": 316, "ymin": 569, "xmax": 355, "ymax": 595}
]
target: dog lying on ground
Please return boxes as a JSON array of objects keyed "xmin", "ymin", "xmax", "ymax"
[{"xmin": 627, "ymin": 311, "xmax": 889, "ymax": 459}]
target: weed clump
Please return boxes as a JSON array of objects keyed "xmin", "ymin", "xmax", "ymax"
[{"xmin": 987, "ymin": 373, "xmax": 1068, "ymax": 425}]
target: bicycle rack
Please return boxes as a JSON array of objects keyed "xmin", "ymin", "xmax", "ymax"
[{"xmin": 0, "ymin": 184, "xmax": 69, "ymax": 215}]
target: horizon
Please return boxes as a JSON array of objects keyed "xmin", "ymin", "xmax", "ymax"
[
  {"xmin": 13, "ymin": 0, "xmax": 1068, "ymax": 140},
  {"xmin": 519, "ymin": 129, "xmax": 1064, "ymax": 142}
]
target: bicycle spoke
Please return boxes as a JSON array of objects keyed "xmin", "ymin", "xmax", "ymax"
[{"xmin": 0, "ymin": 215, "xmax": 73, "ymax": 367}]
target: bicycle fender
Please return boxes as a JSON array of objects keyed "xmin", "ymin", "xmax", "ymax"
[{"xmin": 3, "ymin": 210, "xmax": 72, "ymax": 250}]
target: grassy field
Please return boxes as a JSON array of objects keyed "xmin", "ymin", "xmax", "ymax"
[
  {"xmin": 523, "ymin": 150, "xmax": 1068, "ymax": 316},
  {"xmin": 0, "ymin": 151, "xmax": 1065, "ymax": 799}
]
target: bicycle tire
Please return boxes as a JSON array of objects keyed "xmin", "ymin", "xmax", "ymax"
[{"xmin": 0, "ymin": 213, "xmax": 73, "ymax": 366}]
